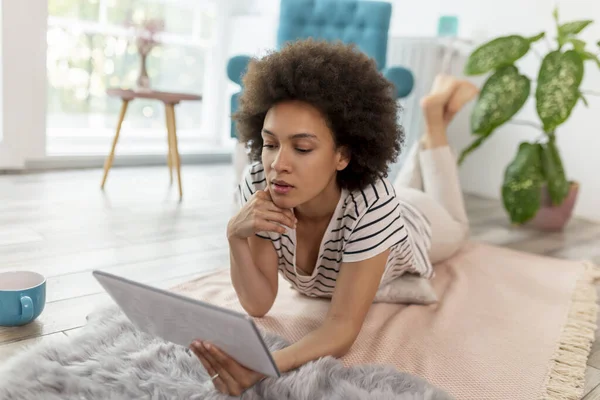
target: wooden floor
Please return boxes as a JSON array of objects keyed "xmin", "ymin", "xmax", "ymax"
[{"xmin": 1, "ymin": 164, "xmax": 600, "ymax": 398}]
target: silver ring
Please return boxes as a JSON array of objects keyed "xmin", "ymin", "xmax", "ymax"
[{"xmin": 210, "ymin": 373, "xmax": 219, "ymax": 380}]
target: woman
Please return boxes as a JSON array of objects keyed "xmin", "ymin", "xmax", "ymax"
[{"xmin": 191, "ymin": 39, "xmax": 478, "ymax": 396}]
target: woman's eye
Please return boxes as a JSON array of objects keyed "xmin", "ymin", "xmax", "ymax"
[{"xmin": 262, "ymin": 143, "xmax": 310, "ymax": 153}]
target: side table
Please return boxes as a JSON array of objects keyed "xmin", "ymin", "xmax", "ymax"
[{"xmin": 101, "ymin": 88, "xmax": 202, "ymax": 199}]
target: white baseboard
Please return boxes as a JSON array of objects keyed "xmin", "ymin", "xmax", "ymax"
[{"xmin": 13, "ymin": 152, "xmax": 232, "ymax": 172}]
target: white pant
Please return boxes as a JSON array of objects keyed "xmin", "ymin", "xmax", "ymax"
[{"xmin": 392, "ymin": 143, "xmax": 469, "ymax": 264}]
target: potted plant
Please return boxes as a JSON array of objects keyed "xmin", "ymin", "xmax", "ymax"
[{"xmin": 459, "ymin": 7, "xmax": 600, "ymax": 230}]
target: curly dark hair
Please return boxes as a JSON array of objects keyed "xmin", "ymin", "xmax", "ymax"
[{"xmin": 233, "ymin": 39, "xmax": 404, "ymax": 192}]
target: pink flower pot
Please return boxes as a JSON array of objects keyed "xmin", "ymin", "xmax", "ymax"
[{"xmin": 524, "ymin": 182, "xmax": 579, "ymax": 231}]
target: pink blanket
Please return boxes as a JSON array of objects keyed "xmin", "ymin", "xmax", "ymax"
[{"xmin": 173, "ymin": 242, "xmax": 599, "ymax": 399}]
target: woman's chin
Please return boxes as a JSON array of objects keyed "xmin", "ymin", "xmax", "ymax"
[{"xmin": 270, "ymin": 193, "xmax": 298, "ymax": 210}]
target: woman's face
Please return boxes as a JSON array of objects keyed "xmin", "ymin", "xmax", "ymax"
[{"xmin": 261, "ymin": 100, "xmax": 349, "ymax": 210}]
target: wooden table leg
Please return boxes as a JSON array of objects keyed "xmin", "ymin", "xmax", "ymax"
[
  {"xmin": 166, "ymin": 119, "xmax": 173, "ymax": 185},
  {"xmin": 101, "ymin": 99, "xmax": 129, "ymax": 189},
  {"xmin": 165, "ymin": 103, "xmax": 183, "ymax": 199},
  {"xmin": 169, "ymin": 128, "xmax": 178, "ymax": 186}
]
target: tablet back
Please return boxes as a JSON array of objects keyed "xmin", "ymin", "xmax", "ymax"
[{"xmin": 92, "ymin": 270, "xmax": 280, "ymax": 377}]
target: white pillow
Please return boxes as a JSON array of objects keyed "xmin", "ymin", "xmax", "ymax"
[{"xmin": 373, "ymin": 274, "xmax": 438, "ymax": 305}]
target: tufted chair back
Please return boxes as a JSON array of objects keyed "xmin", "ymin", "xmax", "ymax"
[{"xmin": 277, "ymin": 0, "xmax": 391, "ymax": 70}]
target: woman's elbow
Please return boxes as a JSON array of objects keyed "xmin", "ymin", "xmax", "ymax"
[
  {"xmin": 247, "ymin": 309, "xmax": 268, "ymax": 318},
  {"xmin": 332, "ymin": 346, "xmax": 350, "ymax": 358},
  {"xmin": 332, "ymin": 335, "xmax": 358, "ymax": 358},
  {"xmin": 324, "ymin": 320, "xmax": 360, "ymax": 357},
  {"xmin": 332, "ymin": 343, "xmax": 355, "ymax": 358},
  {"xmin": 240, "ymin": 300, "xmax": 273, "ymax": 318}
]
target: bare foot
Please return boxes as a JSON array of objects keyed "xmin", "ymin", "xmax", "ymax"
[
  {"xmin": 420, "ymin": 75, "xmax": 479, "ymax": 149},
  {"xmin": 443, "ymin": 80, "xmax": 479, "ymax": 125}
]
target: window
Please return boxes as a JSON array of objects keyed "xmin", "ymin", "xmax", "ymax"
[{"xmin": 46, "ymin": 0, "xmax": 219, "ymax": 155}]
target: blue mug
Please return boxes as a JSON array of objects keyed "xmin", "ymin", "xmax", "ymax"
[{"xmin": 0, "ymin": 271, "xmax": 46, "ymax": 327}]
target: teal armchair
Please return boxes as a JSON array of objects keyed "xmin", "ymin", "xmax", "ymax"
[{"xmin": 227, "ymin": 0, "xmax": 414, "ymax": 138}]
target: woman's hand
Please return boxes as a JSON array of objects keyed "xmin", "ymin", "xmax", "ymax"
[
  {"xmin": 191, "ymin": 340, "xmax": 266, "ymax": 396},
  {"xmin": 227, "ymin": 188, "xmax": 296, "ymax": 239}
]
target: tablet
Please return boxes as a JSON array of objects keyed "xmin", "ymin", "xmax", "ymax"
[{"xmin": 92, "ymin": 270, "xmax": 281, "ymax": 378}]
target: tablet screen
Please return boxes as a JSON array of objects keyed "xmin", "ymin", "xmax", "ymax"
[{"xmin": 93, "ymin": 270, "xmax": 280, "ymax": 377}]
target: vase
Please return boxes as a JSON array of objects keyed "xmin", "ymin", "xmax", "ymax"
[
  {"xmin": 136, "ymin": 52, "xmax": 151, "ymax": 91},
  {"xmin": 524, "ymin": 181, "xmax": 579, "ymax": 231}
]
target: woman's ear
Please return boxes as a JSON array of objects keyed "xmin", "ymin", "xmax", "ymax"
[{"xmin": 336, "ymin": 146, "xmax": 351, "ymax": 171}]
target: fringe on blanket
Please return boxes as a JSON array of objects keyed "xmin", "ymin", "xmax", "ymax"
[{"xmin": 540, "ymin": 261, "xmax": 600, "ymax": 400}]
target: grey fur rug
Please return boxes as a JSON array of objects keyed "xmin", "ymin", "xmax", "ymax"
[{"xmin": 0, "ymin": 306, "xmax": 453, "ymax": 400}]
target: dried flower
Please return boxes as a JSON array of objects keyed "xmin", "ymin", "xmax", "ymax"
[{"xmin": 127, "ymin": 18, "xmax": 165, "ymax": 56}]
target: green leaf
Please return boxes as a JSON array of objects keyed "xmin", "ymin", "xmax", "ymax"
[
  {"xmin": 557, "ymin": 34, "xmax": 567, "ymax": 49},
  {"xmin": 552, "ymin": 6, "xmax": 559, "ymax": 24},
  {"xmin": 540, "ymin": 139, "xmax": 570, "ymax": 205},
  {"xmin": 567, "ymin": 38, "xmax": 586, "ymax": 52},
  {"xmin": 458, "ymin": 135, "xmax": 489, "ymax": 165},
  {"xmin": 569, "ymin": 40, "xmax": 600, "ymax": 68},
  {"xmin": 501, "ymin": 142, "xmax": 544, "ymax": 224},
  {"xmin": 579, "ymin": 91, "xmax": 589, "ymax": 107},
  {"xmin": 578, "ymin": 51, "xmax": 600, "ymax": 69},
  {"xmin": 471, "ymin": 65, "xmax": 531, "ymax": 136},
  {"xmin": 464, "ymin": 35, "xmax": 532, "ymax": 75},
  {"xmin": 535, "ymin": 50, "xmax": 584, "ymax": 132},
  {"xmin": 527, "ymin": 32, "xmax": 545, "ymax": 43},
  {"xmin": 559, "ymin": 20, "xmax": 593, "ymax": 36}
]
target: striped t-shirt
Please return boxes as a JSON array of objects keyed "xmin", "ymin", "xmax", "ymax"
[{"xmin": 237, "ymin": 162, "xmax": 433, "ymax": 298}]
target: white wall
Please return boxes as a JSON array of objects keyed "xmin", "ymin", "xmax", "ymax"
[
  {"xmin": 387, "ymin": 0, "xmax": 600, "ymax": 222},
  {"xmin": 0, "ymin": 2, "xmax": 47, "ymax": 169}
]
